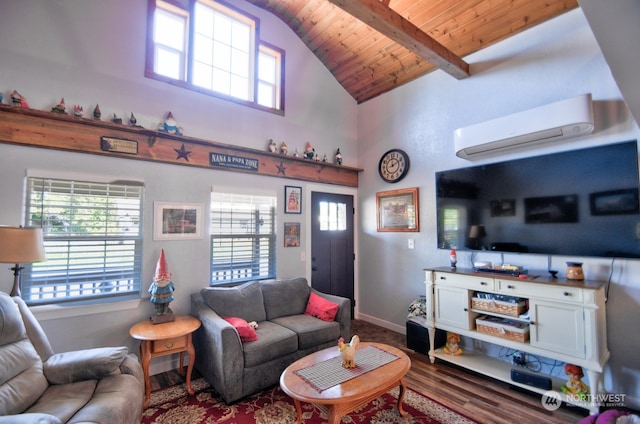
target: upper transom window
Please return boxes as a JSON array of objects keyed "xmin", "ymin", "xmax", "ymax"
[{"xmin": 147, "ymin": 0, "xmax": 284, "ymax": 114}]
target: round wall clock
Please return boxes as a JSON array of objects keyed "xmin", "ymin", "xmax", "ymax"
[{"xmin": 378, "ymin": 149, "xmax": 410, "ymax": 183}]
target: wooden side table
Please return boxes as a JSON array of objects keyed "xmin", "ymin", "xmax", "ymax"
[{"xmin": 129, "ymin": 315, "xmax": 201, "ymax": 408}]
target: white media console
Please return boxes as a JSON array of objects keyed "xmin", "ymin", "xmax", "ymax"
[{"xmin": 424, "ymin": 267, "xmax": 609, "ymax": 414}]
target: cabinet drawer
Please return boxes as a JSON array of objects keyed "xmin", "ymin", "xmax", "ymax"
[
  {"xmin": 152, "ymin": 336, "xmax": 186, "ymax": 354},
  {"xmin": 497, "ymin": 280, "xmax": 583, "ymax": 303},
  {"xmin": 434, "ymin": 272, "xmax": 494, "ymax": 291}
]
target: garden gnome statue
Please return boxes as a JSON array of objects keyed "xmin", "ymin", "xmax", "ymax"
[
  {"xmin": 335, "ymin": 148, "xmax": 343, "ymax": 165},
  {"xmin": 561, "ymin": 364, "xmax": 589, "ymax": 400},
  {"xmin": 149, "ymin": 249, "xmax": 176, "ymax": 324}
]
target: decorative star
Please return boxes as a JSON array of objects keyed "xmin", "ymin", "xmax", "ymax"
[
  {"xmin": 276, "ymin": 161, "xmax": 287, "ymax": 175},
  {"xmin": 174, "ymin": 143, "xmax": 192, "ymax": 161}
]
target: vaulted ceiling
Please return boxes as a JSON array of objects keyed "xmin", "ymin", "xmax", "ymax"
[{"xmin": 246, "ymin": 0, "xmax": 579, "ymax": 103}]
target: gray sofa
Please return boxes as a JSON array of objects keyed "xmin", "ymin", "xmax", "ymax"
[
  {"xmin": 0, "ymin": 292, "xmax": 144, "ymax": 424},
  {"xmin": 191, "ymin": 277, "xmax": 351, "ymax": 403}
]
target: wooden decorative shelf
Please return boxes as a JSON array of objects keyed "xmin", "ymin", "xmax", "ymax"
[{"xmin": 0, "ymin": 105, "xmax": 362, "ymax": 187}]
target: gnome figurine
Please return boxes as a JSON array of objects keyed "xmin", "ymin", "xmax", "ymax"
[{"xmin": 149, "ymin": 249, "xmax": 176, "ymax": 324}]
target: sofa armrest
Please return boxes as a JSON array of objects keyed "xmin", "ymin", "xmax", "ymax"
[
  {"xmin": 191, "ymin": 292, "xmax": 245, "ymax": 403},
  {"xmin": 43, "ymin": 346, "xmax": 129, "ymax": 384},
  {"xmin": 311, "ymin": 289, "xmax": 351, "ymax": 340},
  {"xmin": 119, "ymin": 353, "xmax": 145, "ymax": 387}
]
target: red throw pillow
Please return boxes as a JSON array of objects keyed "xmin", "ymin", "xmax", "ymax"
[
  {"xmin": 223, "ymin": 317, "xmax": 258, "ymax": 342},
  {"xmin": 305, "ymin": 292, "xmax": 339, "ymax": 322}
]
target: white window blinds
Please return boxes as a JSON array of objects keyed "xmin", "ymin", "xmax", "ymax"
[
  {"xmin": 210, "ymin": 191, "xmax": 276, "ymax": 284},
  {"xmin": 23, "ymin": 177, "xmax": 144, "ymax": 304}
]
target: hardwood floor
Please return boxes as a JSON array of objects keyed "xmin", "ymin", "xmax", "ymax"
[{"xmin": 150, "ymin": 319, "xmax": 588, "ymax": 423}]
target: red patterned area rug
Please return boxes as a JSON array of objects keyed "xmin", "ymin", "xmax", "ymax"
[{"xmin": 142, "ymin": 378, "xmax": 477, "ymax": 424}]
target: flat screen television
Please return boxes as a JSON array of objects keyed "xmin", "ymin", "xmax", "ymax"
[{"xmin": 436, "ymin": 140, "xmax": 640, "ymax": 258}]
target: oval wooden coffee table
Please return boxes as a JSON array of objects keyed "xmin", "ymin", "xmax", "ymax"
[{"xmin": 280, "ymin": 342, "xmax": 411, "ymax": 424}]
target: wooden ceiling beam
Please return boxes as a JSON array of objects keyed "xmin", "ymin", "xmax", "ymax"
[{"xmin": 326, "ymin": 0, "xmax": 470, "ymax": 79}]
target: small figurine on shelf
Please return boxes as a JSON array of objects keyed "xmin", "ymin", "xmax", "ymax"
[
  {"xmin": 304, "ymin": 141, "xmax": 315, "ymax": 159},
  {"xmin": 280, "ymin": 141, "xmax": 288, "ymax": 155},
  {"xmin": 149, "ymin": 249, "xmax": 176, "ymax": 324},
  {"xmin": 293, "ymin": 148, "xmax": 300, "ymax": 158},
  {"xmin": 322, "ymin": 153, "xmax": 328, "ymax": 163},
  {"xmin": 338, "ymin": 335, "xmax": 360, "ymax": 368},
  {"xmin": 129, "ymin": 112, "xmax": 142, "ymax": 127},
  {"xmin": 443, "ymin": 332, "xmax": 462, "ymax": 356},
  {"xmin": 335, "ymin": 148, "xmax": 343, "ymax": 165},
  {"xmin": 159, "ymin": 111, "xmax": 182, "ymax": 135},
  {"xmin": 111, "ymin": 113, "xmax": 122, "ymax": 124},
  {"xmin": 450, "ymin": 249, "xmax": 457, "ymax": 268},
  {"xmin": 72, "ymin": 105, "xmax": 83, "ymax": 118},
  {"xmin": 268, "ymin": 139, "xmax": 277, "ymax": 153},
  {"xmin": 10, "ymin": 90, "xmax": 29, "ymax": 108},
  {"xmin": 51, "ymin": 98, "xmax": 67, "ymax": 114},
  {"xmin": 561, "ymin": 364, "xmax": 589, "ymax": 400},
  {"xmin": 93, "ymin": 104, "xmax": 102, "ymax": 120}
]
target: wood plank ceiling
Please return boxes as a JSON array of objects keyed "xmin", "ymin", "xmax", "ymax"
[{"xmin": 246, "ymin": 0, "xmax": 579, "ymax": 103}]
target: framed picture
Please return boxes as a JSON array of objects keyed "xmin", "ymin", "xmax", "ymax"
[
  {"xmin": 524, "ymin": 195, "xmax": 578, "ymax": 224},
  {"xmin": 285, "ymin": 185, "xmax": 302, "ymax": 214},
  {"xmin": 376, "ymin": 187, "xmax": 419, "ymax": 232},
  {"xmin": 284, "ymin": 222, "xmax": 301, "ymax": 247},
  {"xmin": 590, "ymin": 188, "xmax": 640, "ymax": 216},
  {"xmin": 154, "ymin": 202, "xmax": 203, "ymax": 240},
  {"xmin": 490, "ymin": 199, "xmax": 516, "ymax": 217}
]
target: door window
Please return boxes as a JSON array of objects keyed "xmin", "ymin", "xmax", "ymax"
[{"xmin": 318, "ymin": 201, "xmax": 347, "ymax": 231}]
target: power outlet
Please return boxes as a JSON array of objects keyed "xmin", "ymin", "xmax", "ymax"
[{"xmin": 408, "ymin": 239, "xmax": 415, "ymax": 249}]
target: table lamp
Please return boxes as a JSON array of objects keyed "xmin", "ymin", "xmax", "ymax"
[
  {"xmin": 468, "ymin": 224, "xmax": 487, "ymax": 250},
  {"xmin": 0, "ymin": 226, "xmax": 46, "ymax": 297}
]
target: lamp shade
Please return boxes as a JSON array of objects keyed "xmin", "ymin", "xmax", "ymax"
[
  {"xmin": 468, "ymin": 225, "xmax": 487, "ymax": 239},
  {"xmin": 0, "ymin": 226, "xmax": 47, "ymax": 264}
]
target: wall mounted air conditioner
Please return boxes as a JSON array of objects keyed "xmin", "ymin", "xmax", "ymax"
[{"xmin": 454, "ymin": 94, "xmax": 594, "ymax": 159}]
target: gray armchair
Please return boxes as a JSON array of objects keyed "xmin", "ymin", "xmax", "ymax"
[{"xmin": 0, "ymin": 292, "xmax": 144, "ymax": 423}]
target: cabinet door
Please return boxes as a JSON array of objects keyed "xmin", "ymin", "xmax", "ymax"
[
  {"xmin": 434, "ymin": 286, "xmax": 472, "ymax": 330},
  {"xmin": 529, "ymin": 299, "xmax": 585, "ymax": 358}
]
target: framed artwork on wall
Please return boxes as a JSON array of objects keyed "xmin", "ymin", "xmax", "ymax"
[
  {"xmin": 285, "ymin": 185, "xmax": 302, "ymax": 214},
  {"xmin": 154, "ymin": 201, "xmax": 203, "ymax": 240},
  {"xmin": 524, "ymin": 195, "xmax": 578, "ymax": 224},
  {"xmin": 590, "ymin": 188, "xmax": 639, "ymax": 216},
  {"xmin": 376, "ymin": 187, "xmax": 420, "ymax": 232},
  {"xmin": 284, "ymin": 222, "xmax": 301, "ymax": 247}
]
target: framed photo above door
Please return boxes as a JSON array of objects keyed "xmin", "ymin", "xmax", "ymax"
[{"xmin": 376, "ymin": 187, "xmax": 419, "ymax": 232}]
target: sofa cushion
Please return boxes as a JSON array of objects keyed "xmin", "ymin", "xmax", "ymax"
[
  {"xmin": 242, "ymin": 321, "xmax": 297, "ymax": 368},
  {"xmin": 305, "ymin": 292, "xmax": 339, "ymax": 322},
  {"xmin": 25, "ymin": 379, "xmax": 97, "ymax": 423},
  {"xmin": 201, "ymin": 281, "xmax": 267, "ymax": 323},
  {"xmin": 271, "ymin": 314, "xmax": 341, "ymax": 350},
  {"xmin": 0, "ymin": 413, "xmax": 62, "ymax": 424},
  {"xmin": 261, "ymin": 278, "xmax": 310, "ymax": 320},
  {"xmin": 223, "ymin": 317, "xmax": 258, "ymax": 342},
  {"xmin": 44, "ymin": 347, "xmax": 128, "ymax": 384}
]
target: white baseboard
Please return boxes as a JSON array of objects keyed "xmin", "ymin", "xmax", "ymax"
[{"xmin": 356, "ymin": 313, "xmax": 406, "ymax": 335}]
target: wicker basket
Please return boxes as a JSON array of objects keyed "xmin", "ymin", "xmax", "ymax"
[
  {"xmin": 476, "ymin": 316, "xmax": 529, "ymax": 343},
  {"xmin": 472, "ymin": 297, "xmax": 526, "ymax": 317}
]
